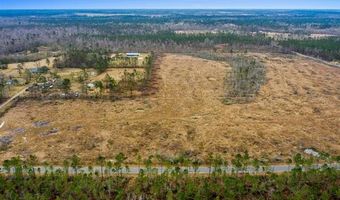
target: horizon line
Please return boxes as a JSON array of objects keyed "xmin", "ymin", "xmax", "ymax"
[{"xmin": 1, "ymin": 8, "xmax": 340, "ymax": 10}]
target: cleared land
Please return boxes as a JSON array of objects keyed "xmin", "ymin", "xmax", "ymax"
[
  {"xmin": 91, "ymin": 68, "xmax": 145, "ymax": 81},
  {"xmin": 0, "ymin": 53, "xmax": 339, "ymax": 164}
]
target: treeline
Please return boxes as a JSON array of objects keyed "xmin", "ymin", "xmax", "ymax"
[
  {"xmin": 0, "ymin": 21, "xmax": 273, "ymax": 56},
  {"xmin": 0, "ymin": 153, "xmax": 339, "ymax": 199},
  {"xmin": 112, "ymin": 32, "xmax": 270, "ymax": 45},
  {"xmin": 279, "ymin": 37, "xmax": 340, "ymax": 61},
  {"xmin": 53, "ymin": 49, "xmax": 110, "ymax": 73},
  {"xmin": 144, "ymin": 52, "xmax": 155, "ymax": 82},
  {"xmin": 70, "ymin": 32, "xmax": 274, "ymax": 54},
  {"xmin": 100, "ymin": 32, "xmax": 272, "ymax": 48},
  {"xmin": 1, "ymin": 10, "xmax": 339, "ymax": 63}
]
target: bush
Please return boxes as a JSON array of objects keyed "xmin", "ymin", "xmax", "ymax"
[
  {"xmin": 0, "ymin": 64, "xmax": 8, "ymax": 70},
  {"xmin": 55, "ymin": 48, "xmax": 110, "ymax": 71},
  {"xmin": 57, "ymin": 78, "xmax": 71, "ymax": 93},
  {"xmin": 225, "ymin": 56, "xmax": 266, "ymax": 104}
]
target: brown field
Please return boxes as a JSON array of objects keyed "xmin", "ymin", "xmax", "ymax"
[
  {"xmin": 0, "ymin": 53, "xmax": 339, "ymax": 164},
  {"xmin": 8, "ymin": 57, "xmax": 57, "ymax": 69}
]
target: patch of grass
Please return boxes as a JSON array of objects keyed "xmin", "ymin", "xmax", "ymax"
[{"xmin": 186, "ymin": 51, "xmax": 232, "ymax": 62}]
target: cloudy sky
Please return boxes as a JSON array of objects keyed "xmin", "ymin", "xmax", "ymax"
[{"xmin": 1, "ymin": 0, "xmax": 340, "ymax": 9}]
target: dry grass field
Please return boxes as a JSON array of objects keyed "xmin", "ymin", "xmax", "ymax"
[
  {"xmin": 91, "ymin": 68, "xmax": 145, "ymax": 81},
  {"xmin": 0, "ymin": 53, "xmax": 339, "ymax": 164}
]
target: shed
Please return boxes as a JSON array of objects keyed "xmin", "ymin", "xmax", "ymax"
[
  {"xmin": 126, "ymin": 53, "xmax": 140, "ymax": 57},
  {"xmin": 6, "ymin": 79, "xmax": 17, "ymax": 85},
  {"xmin": 29, "ymin": 66, "xmax": 49, "ymax": 74},
  {"xmin": 87, "ymin": 83, "xmax": 95, "ymax": 89}
]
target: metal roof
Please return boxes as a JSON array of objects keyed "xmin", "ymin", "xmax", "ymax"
[{"xmin": 126, "ymin": 53, "xmax": 140, "ymax": 56}]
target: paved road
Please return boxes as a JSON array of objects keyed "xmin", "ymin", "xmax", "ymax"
[{"xmin": 0, "ymin": 164, "xmax": 339, "ymax": 175}]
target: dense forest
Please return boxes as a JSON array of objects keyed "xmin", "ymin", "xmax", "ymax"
[
  {"xmin": 279, "ymin": 37, "xmax": 340, "ymax": 61},
  {"xmin": 53, "ymin": 49, "xmax": 110, "ymax": 70},
  {"xmin": 0, "ymin": 10, "xmax": 340, "ymax": 63}
]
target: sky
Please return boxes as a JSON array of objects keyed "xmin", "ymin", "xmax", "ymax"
[{"xmin": 1, "ymin": 0, "xmax": 340, "ymax": 9}]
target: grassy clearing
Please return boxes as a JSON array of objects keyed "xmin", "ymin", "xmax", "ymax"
[
  {"xmin": 186, "ymin": 51, "xmax": 266, "ymax": 104},
  {"xmin": 186, "ymin": 51, "xmax": 233, "ymax": 62}
]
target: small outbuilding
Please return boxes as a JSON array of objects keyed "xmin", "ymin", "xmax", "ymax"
[
  {"xmin": 87, "ymin": 83, "xmax": 95, "ymax": 89},
  {"xmin": 6, "ymin": 79, "xmax": 18, "ymax": 86},
  {"xmin": 29, "ymin": 66, "xmax": 49, "ymax": 74},
  {"xmin": 126, "ymin": 53, "xmax": 140, "ymax": 57}
]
